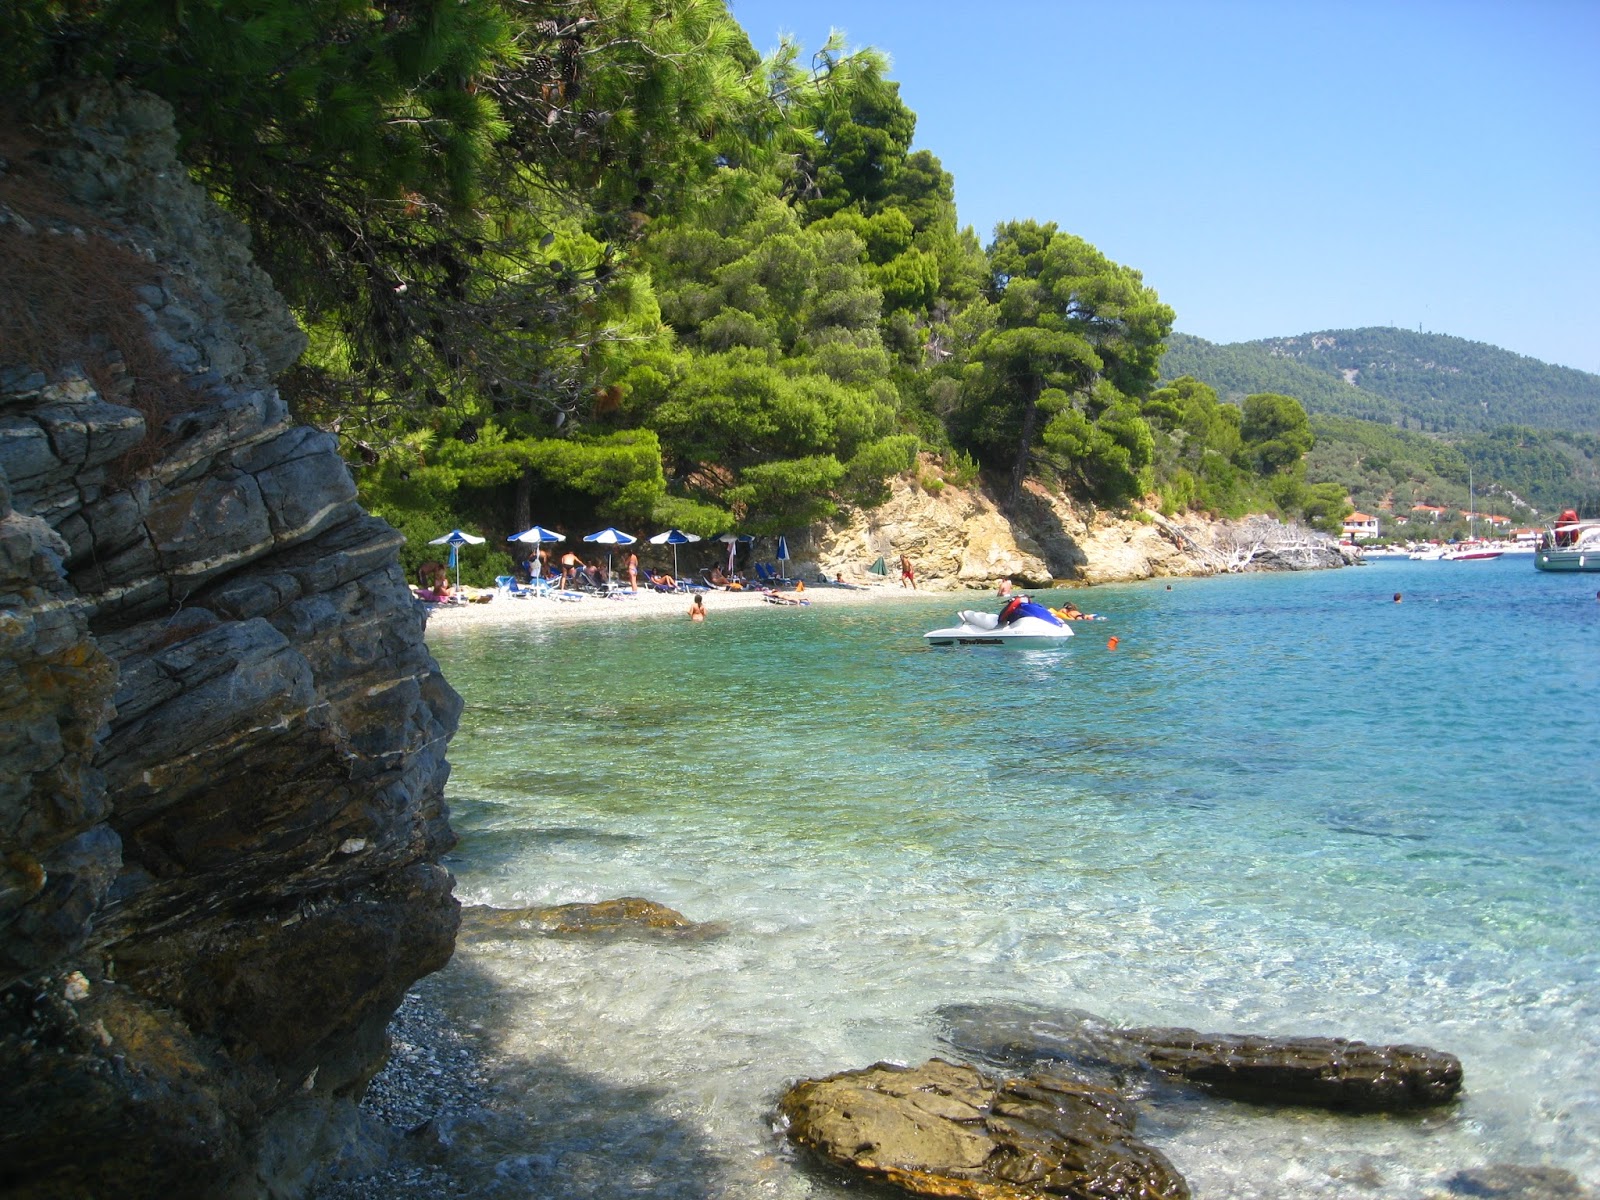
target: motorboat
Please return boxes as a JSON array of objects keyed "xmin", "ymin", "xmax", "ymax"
[
  {"xmin": 1441, "ymin": 542, "xmax": 1504, "ymax": 561},
  {"xmin": 924, "ymin": 608, "xmax": 1075, "ymax": 647},
  {"xmin": 1534, "ymin": 512, "xmax": 1600, "ymax": 572}
]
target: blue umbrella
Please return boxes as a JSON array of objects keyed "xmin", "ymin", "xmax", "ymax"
[
  {"xmin": 648, "ymin": 528, "xmax": 701, "ymax": 580},
  {"xmin": 509, "ymin": 525, "xmax": 565, "ymax": 582},
  {"xmin": 775, "ymin": 535, "xmax": 790, "ymax": 580},
  {"xmin": 582, "ymin": 527, "xmax": 637, "ymax": 580},
  {"xmin": 427, "ymin": 528, "xmax": 486, "ymax": 595}
]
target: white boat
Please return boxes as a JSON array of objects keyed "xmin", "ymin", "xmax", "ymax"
[
  {"xmin": 1534, "ymin": 513, "xmax": 1600, "ymax": 572},
  {"xmin": 924, "ymin": 608, "xmax": 1075, "ymax": 646},
  {"xmin": 1441, "ymin": 542, "xmax": 1504, "ymax": 561}
]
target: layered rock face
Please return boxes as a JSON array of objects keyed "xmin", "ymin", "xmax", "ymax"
[{"xmin": 1, "ymin": 86, "xmax": 461, "ymax": 1197}]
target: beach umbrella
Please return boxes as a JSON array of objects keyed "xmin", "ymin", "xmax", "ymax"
[
  {"xmin": 508, "ymin": 525, "xmax": 564, "ymax": 580},
  {"xmin": 582, "ymin": 526, "xmax": 637, "ymax": 580},
  {"xmin": 427, "ymin": 528, "xmax": 486, "ymax": 595},
  {"xmin": 775, "ymin": 535, "xmax": 790, "ymax": 580},
  {"xmin": 868, "ymin": 555, "xmax": 888, "ymax": 577},
  {"xmin": 712, "ymin": 532, "xmax": 754, "ymax": 573},
  {"xmin": 648, "ymin": 528, "xmax": 701, "ymax": 580}
]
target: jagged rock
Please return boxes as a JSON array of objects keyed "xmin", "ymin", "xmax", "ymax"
[
  {"xmin": 0, "ymin": 82, "xmax": 461, "ymax": 1197},
  {"xmin": 939, "ymin": 1002, "xmax": 1462, "ymax": 1113},
  {"xmin": 458, "ymin": 896, "xmax": 726, "ymax": 942},
  {"xmin": 779, "ymin": 1057, "xmax": 1190, "ymax": 1199}
]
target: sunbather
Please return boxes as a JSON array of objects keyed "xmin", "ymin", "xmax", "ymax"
[{"xmin": 416, "ymin": 562, "xmax": 452, "ymax": 603}]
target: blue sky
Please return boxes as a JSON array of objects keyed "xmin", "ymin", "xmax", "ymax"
[{"xmin": 728, "ymin": 0, "xmax": 1600, "ymax": 373}]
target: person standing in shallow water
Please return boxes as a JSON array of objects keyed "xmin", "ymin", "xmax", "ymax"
[
  {"xmin": 689, "ymin": 594, "xmax": 706, "ymax": 621},
  {"xmin": 900, "ymin": 554, "xmax": 916, "ymax": 589}
]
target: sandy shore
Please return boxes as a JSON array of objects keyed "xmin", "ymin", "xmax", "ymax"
[{"xmin": 420, "ymin": 579, "xmax": 947, "ymax": 631}]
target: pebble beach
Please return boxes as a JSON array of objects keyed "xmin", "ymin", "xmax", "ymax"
[{"xmin": 418, "ymin": 578, "xmax": 942, "ymax": 631}]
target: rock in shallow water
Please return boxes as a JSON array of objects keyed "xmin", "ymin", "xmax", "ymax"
[
  {"xmin": 939, "ymin": 1002, "xmax": 1463, "ymax": 1112},
  {"xmin": 779, "ymin": 1057, "xmax": 1190, "ymax": 1199},
  {"xmin": 457, "ymin": 897, "xmax": 726, "ymax": 942}
]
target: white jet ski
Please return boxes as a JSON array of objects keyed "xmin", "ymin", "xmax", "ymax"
[{"xmin": 924, "ymin": 608, "xmax": 1074, "ymax": 647}]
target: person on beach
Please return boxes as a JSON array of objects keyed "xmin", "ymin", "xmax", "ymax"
[
  {"xmin": 689, "ymin": 594, "xmax": 706, "ymax": 621},
  {"xmin": 627, "ymin": 551, "xmax": 638, "ymax": 590},
  {"xmin": 900, "ymin": 554, "xmax": 916, "ymax": 588},
  {"xmin": 559, "ymin": 550, "xmax": 580, "ymax": 590},
  {"xmin": 415, "ymin": 562, "xmax": 451, "ymax": 603}
]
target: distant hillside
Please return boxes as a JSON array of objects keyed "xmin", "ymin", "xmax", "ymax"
[{"xmin": 1162, "ymin": 328, "xmax": 1600, "ymax": 434}]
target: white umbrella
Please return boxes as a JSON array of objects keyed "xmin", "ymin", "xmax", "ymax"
[
  {"xmin": 648, "ymin": 528, "xmax": 701, "ymax": 580},
  {"xmin": 712, "ymin": 532, "xmax": 753, "ymax": 574},
  {"xmin": 427, "ymin": 528, "xmax": 486, "ymax": 595},
  {"xmin": 582, "ymin": 526, "xmax": 637, "ymax": 581}
]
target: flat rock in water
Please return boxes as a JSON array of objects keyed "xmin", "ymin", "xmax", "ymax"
[
  {"xmin": 1442, "ymin": 1164, "xmax": 1593, "ymax": 1200},
  {"xmin": 458, "ymin": 897, "xmax": 726, "ymax": 942},
  {"xmin": 779, "ymin": 1057, "xmax": 1190, "ymax": 1199},
  {"xmin": 939, "ymin": 1003, "xmax": 1462, "ymax": 1112}
]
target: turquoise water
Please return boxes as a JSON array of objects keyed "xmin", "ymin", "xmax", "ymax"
[{"xmin": 420, "ymin": 557, "xmax": 1600, "ymax": 1198}]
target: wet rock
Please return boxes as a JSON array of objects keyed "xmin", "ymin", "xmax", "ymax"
[
  {"xmin": 458, "ymin": 897, "xmax": 726, "ymax": 943},
  {"xmin": 940, "ymin": 1003, "xmax": 1462, "ymax": 1112},
  {"xmin": 779, "ymin": 1057, "xmax": 1190, "ymax": 1199},
  {"xmin": 1442, "ymin": 1164, "xmax": 1592, "ymax": 1199}
]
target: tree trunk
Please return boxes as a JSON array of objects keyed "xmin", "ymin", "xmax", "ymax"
[
  {"xmin": 514, "ymin": 466, "xmax": 534, "ymax": 532},
  {"xmin": 1006, "ymin": 375, "xmax": 1043, "ymax": 508}
]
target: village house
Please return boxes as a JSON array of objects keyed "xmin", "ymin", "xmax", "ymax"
[{"xmin": 1342, "ymin": 511, "xmax": 1380, "ymax": 540}]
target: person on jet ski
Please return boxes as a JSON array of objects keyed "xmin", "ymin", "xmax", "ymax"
[{"xmin": 997, "ymin": 595, "xmax": 1064, "ymax": 626}]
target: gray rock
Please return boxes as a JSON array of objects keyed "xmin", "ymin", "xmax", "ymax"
[
  {"xmin": 0, "ymin": 81, "xmax": 461, "ymax": 1197},
  {"xmin": 939, "ymin": 1002, "xmax": 1463, "ymax": 1112}
]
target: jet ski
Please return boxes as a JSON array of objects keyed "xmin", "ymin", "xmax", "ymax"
[{"xmin": 924, "ymin": 602, "xmax": 1074, "ymax": 646}]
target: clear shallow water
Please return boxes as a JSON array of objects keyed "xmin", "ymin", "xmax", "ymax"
[{"xmin": 419, "ymin": 558, "xmax": 1600, "ymax": 1198}]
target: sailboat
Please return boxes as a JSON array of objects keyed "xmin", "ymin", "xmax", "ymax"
[{"xmin": 1442, "ymin": 469, "xmax": 1503, "ymax": 560}]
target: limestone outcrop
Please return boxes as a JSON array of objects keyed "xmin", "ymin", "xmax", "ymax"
[
  {"xmin": 1, "ymin": 85, "xmax": 460, "ymax": 1197},
  {"xmin": 804, "ymin": 467, "xmax": 1352, "ymax": 590},
  {"xmin": 779, "ymin": 1057, "xmax": 1190, "ymax": 1199}
]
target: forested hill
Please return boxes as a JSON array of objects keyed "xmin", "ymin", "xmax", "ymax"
[{"xmin": 1162, "ymin": 328, "xmax": 1600, "ymax": 434}]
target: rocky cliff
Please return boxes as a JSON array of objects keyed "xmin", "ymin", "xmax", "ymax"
[
  {"xmin": 810, "ymin": 468, "xmax": 1354, "ymax": 589},
  {"xmin": 1, "ymin": 86, "xmax": 461, "ymax": 1198}
]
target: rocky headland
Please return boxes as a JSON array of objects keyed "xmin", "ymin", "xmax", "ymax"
[
  {"xmin": 1, "ymin": 85, "xmax": 460, "ymax": 1197},
  {"xmin": 2, "ymin": 82, "xmax": 1357, "ymax": 1200}
]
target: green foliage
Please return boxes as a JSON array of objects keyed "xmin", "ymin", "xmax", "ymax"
[
  {"xmin": 1239, "ymin": 393, "xmax": 1314, "ymax": 473},
  {"xmin": 724, "ymin": 455, "xmax": 846, "ymax": 532},
  {"xmin": 957, "ymin": 221, "xmax": 1173, "ymax": 505},
  {"xmin": 1300, "ymin": 481, "xmax": 1353, "ymax": 535},
  {"xmin": 943, "ymin": 448, "xmax": 981, "ymax": 488},
  {"xmin": 1164, "ymin": 328, "xmax": 1600, "ymax": 434},
  {"xmin": 843, "ymin": 434, "xmax": 919, "ymax": 505}
]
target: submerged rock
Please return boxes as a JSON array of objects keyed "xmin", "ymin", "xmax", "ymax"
[
  {"xmin": 1442, "ymin": 1164, "xmax": 1592, "ymax": 1199},
  {"xmin": 939, "ymin": 1002, "xmax": 1462, "ymax": 1112},
  {"xmin": 779, "ymin": 1057, "xmax": 1190, "ymax": 1200},
  {"xmin": 458, "ymin": 897, "xmax": 726, "ymax": 942}
]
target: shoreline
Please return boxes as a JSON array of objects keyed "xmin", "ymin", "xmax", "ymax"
[{"xmin": 419, "ymin": 579, "xmax": 950, "ymax": 632}]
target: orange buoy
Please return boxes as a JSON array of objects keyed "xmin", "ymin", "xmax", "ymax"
[{"xmin": 1107, "ymin": 636, "xmax": 1119, "ymax": 650}]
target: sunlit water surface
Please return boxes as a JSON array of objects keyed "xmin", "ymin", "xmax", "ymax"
[{"xmin": 417, "ymin": 558, "xmax": 1600, "ymax": 1198}]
